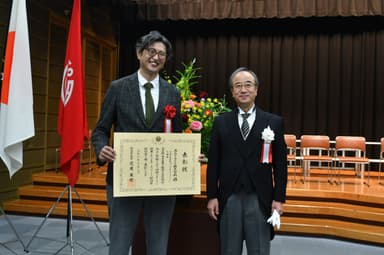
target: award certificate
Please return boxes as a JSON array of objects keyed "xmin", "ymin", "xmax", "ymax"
[{"xmin": 113, "ymin": 132, "xmax": 201, "ymax": 197}]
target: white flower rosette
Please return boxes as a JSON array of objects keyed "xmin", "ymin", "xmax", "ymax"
[{"xmin": 260, "ymin": 126, "xmax": 275, "ymax": 163}]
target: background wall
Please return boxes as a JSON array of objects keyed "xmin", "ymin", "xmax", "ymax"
[
  {"xmin": 119, "ymin": 16, "xmax": 384, "ymax": 158},
  {"xmin": 1, "ymin": 0, "xmax": 384, "ymax": 203},
  {"xmin": 0, "ymin": 0, "xmax": 118, "ymax": 202}
]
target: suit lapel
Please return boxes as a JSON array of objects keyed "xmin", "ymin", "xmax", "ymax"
[
  {"xmin": 249, "ymin": 107, "xmax": 265, "ymax": 140},
  {"xmin": 127, "ymin": 74, "xmax": 171, "ymax": 129},
  {"xmin": 152, "ymin": 79, "xmax": 169, "ymax": 127},
  {"xmin": 225, "ymin": 110, "xmax": 244, "ymax": 151},
  {"xmin": 246, "ymin": 107, "xmax": 268, "ymax": 157},
  {"xmin": 227, "ymin": 107, "xmax": 271, "ymax": 158},
  {"xmin": 127, "ymin": 73, "xmax": 147, "ymax": 126}
]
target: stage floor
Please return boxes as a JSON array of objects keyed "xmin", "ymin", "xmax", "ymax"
[
  {"xmin": 2, "ymin": 165, "xmax": 384, "ymax": 253},
  {"xmin": 1, "ymin": 215, "xmax": 383, "ymax": 255}
]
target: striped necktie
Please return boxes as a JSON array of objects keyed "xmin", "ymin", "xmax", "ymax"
[{"xmin": 241, "ymin": 113, "xmax": 250, "ymax": 139}]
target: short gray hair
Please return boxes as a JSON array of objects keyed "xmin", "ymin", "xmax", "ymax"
[{"xmin": 228, "ymin": 67, "xmax": 259, "ymax": 89}]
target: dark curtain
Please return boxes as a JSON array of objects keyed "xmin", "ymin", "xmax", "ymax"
[
  {"xmin": 128, "ymin": 0, "xmax": 384, "ymax": 20},
  {"xmin": 119, "ymin": 15, "xmax": 384, "ymax": 158}
]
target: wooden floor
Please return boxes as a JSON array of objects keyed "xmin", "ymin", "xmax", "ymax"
[{"xmin": 3, "ymin": 164, "xmax": 384, "ymax": 249}]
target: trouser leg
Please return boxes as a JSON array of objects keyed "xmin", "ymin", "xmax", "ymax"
[
  {"xmin": 143, "ymin": 196, "xmax": 176, "ymax": 255},
  {"xmin": 109, "ymin": 196, "xmax": 142, "ymax": 255},
  {"xmin": 243, "ymin": 193, "xmax": 271, "ymax": 255},
  {"xmin": 106, "ymin": 184, "xmax": 113, "ymax": 219},
  {"xmin": 220, "ymin": 193, "xmax": 244, "ymax": 255}
]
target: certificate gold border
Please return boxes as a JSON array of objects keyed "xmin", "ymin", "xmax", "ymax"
[{"xmin": 113, "ymin": 132, "xmax": 201, "ymax": 197}]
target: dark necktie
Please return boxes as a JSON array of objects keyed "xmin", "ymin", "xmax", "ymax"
[
  {"xmin": 241, "ymin": 113, "xmax": 250, "ymax": 139},
  {"xmin": 144, "ymin": 82, "xmax": 155, "ymax": 126}
]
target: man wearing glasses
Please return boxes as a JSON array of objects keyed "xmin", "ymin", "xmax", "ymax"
[
  {"xmin": 206, "ymin": 67, "xmax": 288, "ymax": 255},
  {"xmin": 92, "ymin": 31, "xmax": 182, "ymax": 255}
]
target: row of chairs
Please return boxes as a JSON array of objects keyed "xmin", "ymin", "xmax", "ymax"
[{"xmin": 284, "ymin": 135, "xmax": 384, "ymax": 186}]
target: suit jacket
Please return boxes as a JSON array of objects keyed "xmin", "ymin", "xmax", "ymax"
[
  {"xmin": 92, "ymin": 72, "xmax": 182, "ymax": 185},
  {"xmin": 206, "ymin": 106, "xmax": 287, "ymax": 220}
]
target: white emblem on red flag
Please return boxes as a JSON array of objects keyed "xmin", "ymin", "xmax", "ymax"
[{"xmin": 61, "ymin": 60, "xmax": 74, "ymax": 106}]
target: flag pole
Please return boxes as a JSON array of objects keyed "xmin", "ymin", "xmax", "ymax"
[
  {"xmin": 0, "ymin": 2, "xmax": 25, "ymax": 253},
  {"xmin": 50, "ymin": 184, "xmax": 109, "ymax": 255},
  {"xmin": 0, "ymin": 1, "xmax": 12, "ymax": 93},
  {"xmin": 1, "ymin": 0, "xmax": 33, "ymax": 252},
  {"xmin": 0, "ymin": 206, "xmax": 26, "ymax": 254},
  {"xmin": 25, "ymin": 174, "xmax": 109, "ymax": 254},
  {"xmin": 24, "ymin": 186, "xmax": 109, "ymax": 254},
  {"xmin": 25, "ymin": 0, "xmax": 108, "ymax": 253}
]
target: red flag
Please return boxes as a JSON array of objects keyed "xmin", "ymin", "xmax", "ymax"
[{"xmin": 57, "ymin": 0, "xmax": 88, "ymax": 187}]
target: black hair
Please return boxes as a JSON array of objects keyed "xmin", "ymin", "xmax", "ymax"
[{"xmin": 135, "ymin": 30, "xmax": 173, "ymax": 61}]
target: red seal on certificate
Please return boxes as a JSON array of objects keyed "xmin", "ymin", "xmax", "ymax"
[{"xmin": 128, "ymin": 178, "xmax": 136, "ymax": 188}]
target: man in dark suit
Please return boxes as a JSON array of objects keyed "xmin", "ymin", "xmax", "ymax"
[
  {"xmin": 92, "ymin": 31, "xmax": 182, "ymax": 255},
  {"xmin": 206, "ymin": 67, "xmax": 287, "ymax": 255}
]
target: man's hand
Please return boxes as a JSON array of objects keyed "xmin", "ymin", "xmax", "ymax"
[
  {"xmin": 99, "ymin": 145, "xmax": 116, "ymax": 163},
  {"xmin": 198, "ymin": 154, "xmax": 208, "ymax": 163},
  {"xmin": 207, "ymin": 198, "xmax": 219, "ymax": 221},
  {"xmin": 272, "ymin": 200, "xmax": 284, "ymax": 215}
]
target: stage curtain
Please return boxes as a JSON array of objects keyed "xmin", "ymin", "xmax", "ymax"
[
  {"xmin": 129, "ymin": 0, "xmax": 384, "ymax": 20},
  {"xmin": 120, "ymin": 17, "xmax": 384, "ymax": 158}
]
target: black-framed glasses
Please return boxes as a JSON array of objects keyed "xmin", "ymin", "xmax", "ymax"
[{"xmin": 146, "ymin": 47, "xmax": 167, "ymax": 58}]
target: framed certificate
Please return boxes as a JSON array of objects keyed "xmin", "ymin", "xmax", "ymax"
[{"xmin": 113, "ymin": 132, "xmax": 201, "ymax": 197}]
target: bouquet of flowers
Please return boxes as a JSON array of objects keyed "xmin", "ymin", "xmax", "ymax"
[{"xmin": 169, "ymin": 59, "xmax": 231, "ymax": 156}]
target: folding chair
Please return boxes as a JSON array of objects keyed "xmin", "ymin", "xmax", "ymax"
[
  {"xmin": 378, "ymin": 137, "xmax": 384, "ymax": 185},
  {"xmin": 284, "ymin": 134, "xmax": 299, "ymax": 182},
  {"xmin": 333, "ymin": 136, "xmax": 369, "ymax": 185},
  {"xmin": 300, "ymin": 135, "xmax": 333, "ymax": 183}
]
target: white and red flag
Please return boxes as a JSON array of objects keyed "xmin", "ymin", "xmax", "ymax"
[
  {"xmin": 0, "ymin": 0, "xmax": 34, "ymax": 178},
  {"xmin": 57, "ymin": 0, "xmax": 88, "ymax": 187}
]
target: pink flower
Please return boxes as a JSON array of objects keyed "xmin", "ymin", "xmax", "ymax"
[
  {"xmin": 190, "ymin": 120, "xmax": 203, "ymax": 131},
  {"xmin": 186, "ymin": 100, "xmax": 195, "ymax": 108}
]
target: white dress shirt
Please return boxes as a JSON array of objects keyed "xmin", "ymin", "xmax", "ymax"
[
  {"xmin": 138, "ymin": 71, "xmax": 160, "ymax": 115},
  {"xmin": 238, "ymin": 105, "xmax": 256, "ymax": 139}
]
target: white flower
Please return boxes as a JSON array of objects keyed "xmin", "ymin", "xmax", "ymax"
[{"xmin": 261, "ymin": 126, "xmax": 275, "ymax": 144}]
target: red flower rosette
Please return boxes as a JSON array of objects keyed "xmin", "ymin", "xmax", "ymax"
[
  {"xmin": 163, "ymin": 105, "xmax": 176, "ymax": 133},
  {"xmin": 164, "ymin": 105, "xmax": 176, "ymax": 119}
]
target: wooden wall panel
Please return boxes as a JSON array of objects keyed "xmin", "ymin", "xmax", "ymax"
[{"xmin": 0, "ymin": 0, "xmax": 118, "ymax": 203}]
